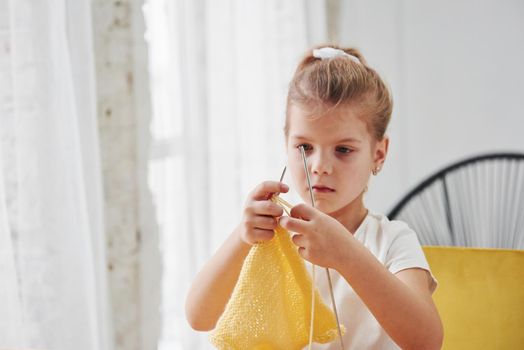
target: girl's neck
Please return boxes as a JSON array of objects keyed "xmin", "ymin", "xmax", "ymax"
[{"xmin": 330, "ymin": 196, "xmax": 369, "ymax": 234}]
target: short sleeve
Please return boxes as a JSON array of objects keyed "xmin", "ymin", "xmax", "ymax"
[{"xmin": 385, "ymin": 225, "xmax": 438, "ymax": 293}]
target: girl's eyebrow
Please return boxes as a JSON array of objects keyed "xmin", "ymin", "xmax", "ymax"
[
  {"xmin": 290, "ymin": 135, "xmax": 310, "ymax": 140},
  {"xmin": 337, "ymin": 137, "xmax": 362, "ymax": 144},
  {"xmin": 291, "ymin": 135, "xmax": 362, "ymax": 144}
]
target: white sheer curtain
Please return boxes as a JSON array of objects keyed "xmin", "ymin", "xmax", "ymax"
[
  {"xmin": 142, "ymin": 0, "xmax": 327, "ymax": 348},
  {"xmin": 0, "ymin": 0, "xmax": 112, "ymax": 349}
]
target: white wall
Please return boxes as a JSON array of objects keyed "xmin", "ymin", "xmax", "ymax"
[{"xmin": 338, "ymin": 0, "xmax": 524, "ymax": 214}]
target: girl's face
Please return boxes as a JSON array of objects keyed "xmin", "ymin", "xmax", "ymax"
[{"xmin": 286, "ymin": 103, "xmax": 388, "ymax": 221}]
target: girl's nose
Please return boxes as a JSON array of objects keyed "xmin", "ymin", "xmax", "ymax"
[{"xmin": 310, "ymin": 151, "xmax": 332, "ymax": 175}]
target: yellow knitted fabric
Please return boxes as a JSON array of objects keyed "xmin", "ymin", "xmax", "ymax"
[{"xmin": 209, "ymin": 223, "xmax": 344, "ymax": 349}]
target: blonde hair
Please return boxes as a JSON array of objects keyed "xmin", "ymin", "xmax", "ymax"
[{"xmin": 285, "ymin": 45, "xmax": 393, "ymax": 141}]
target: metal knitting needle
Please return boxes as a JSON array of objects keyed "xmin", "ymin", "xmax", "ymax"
[
  {"xmin": 279, "ymin": 166, "xmax": 287, "ymax": 183},
  {"xmin": 269, "ymin": 166, "xmax": 287, "ymax": 203},
  {"xmin": 270, "ymin": 166, "xmax": 287, "ymax": 202},
  {"xmin": 299, "ymin": 146, "xmax": 345, "ymax": 349}
]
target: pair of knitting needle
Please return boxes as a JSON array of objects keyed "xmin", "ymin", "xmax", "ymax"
[{"xmin": 276, "ymin": 147, "xmax": 344, "ymax": 349}]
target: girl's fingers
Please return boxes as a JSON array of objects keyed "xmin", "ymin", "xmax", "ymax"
[
  {"xmin": 291, "ymin": 233, "xmax": 306, "ymax": 247},
  {"xmin": 289, "ymin": 203, "xmax": 316, "ymax": 221},
  {"xmin": 297, "ymin": 246, "xmax": 308, "ymax": 260},
  {"xmin": 250, "ymin": 200, "xmax": 284, "ymax": 217},
  {"xmin": 250, "ymin": 215, "xmax": 278, "ymax": 230},
  {"xmin": 279, "ymin": 216, "xmax": 309, "ymax": 233},
  {"xmin": 251, "ymin": 228, "xmax": 275, "ymax": 243},
  {"xmin": 251, "ymin": 181, "xmax": 289, "ymax": 200}
]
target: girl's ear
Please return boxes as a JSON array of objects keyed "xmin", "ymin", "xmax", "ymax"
[{"xmin": 373, "ymin": 136, "xmax": 389, "ymax": 168}]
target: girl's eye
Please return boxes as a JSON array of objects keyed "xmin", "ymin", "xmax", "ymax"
[
  {"xmin": 297, "ymin": 144, "xmax": 312, "ymax": 151},
  {"xmin": 336, "ymin": 146, "xmax": 352, "ymax": 154}
]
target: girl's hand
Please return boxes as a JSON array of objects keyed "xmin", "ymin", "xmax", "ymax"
[
  {"xmin": 279, "ymin": 203, "xmax": 351, "ymax": 269},
  {"xmin": 238, "ymin": 181, "xmax": 289, "ymax": 245}
]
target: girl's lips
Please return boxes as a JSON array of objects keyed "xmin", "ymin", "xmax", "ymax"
[{"xmin": 312, "ymin": 185, "xmax": 335, "ymax": 192}]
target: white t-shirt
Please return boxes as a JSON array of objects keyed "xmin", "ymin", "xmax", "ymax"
[{"xmin": 308, "ymin": 211, "xmax": 437, "ymax": 350}]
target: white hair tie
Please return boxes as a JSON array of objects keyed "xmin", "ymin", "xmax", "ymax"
[{"xmin": 312, "ymin": 47, "xmax": 360, "ymax": 64}]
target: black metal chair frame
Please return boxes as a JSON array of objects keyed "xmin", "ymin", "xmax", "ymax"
[{"xmin": 388, "ymin": 152, "xmax": 524, "ymax": 247}]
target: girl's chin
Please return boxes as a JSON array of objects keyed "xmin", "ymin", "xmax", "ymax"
[
  {"xmin": 310, "ymin": 200, "xmax": 335, "ymax": 213},
  {"xmin": 297, "ymin": 196, "xmax": 330, "ymax": 211},
  {"xmin": 316, "ymin": 199, "xmax": 358, "ymax": 216}
]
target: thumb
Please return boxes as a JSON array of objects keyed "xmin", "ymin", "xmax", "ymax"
[{"xmin": 289, "ymin": 203, "xmax": 316, "ymax": 221}]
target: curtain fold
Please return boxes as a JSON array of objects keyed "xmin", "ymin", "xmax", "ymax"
[
  {"xmin": 0, "ymin": 0, "xmax": 112, "ymax": 349},
  {"xmin": 143, "ymin": 0, "xmax": 327, "ymax": 348}
]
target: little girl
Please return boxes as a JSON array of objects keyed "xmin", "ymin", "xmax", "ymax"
[{"xmin": 185, "ymin": 45, "xmax": 443, "ymax": 350}]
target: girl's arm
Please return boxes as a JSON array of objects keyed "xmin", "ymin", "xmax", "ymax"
[
  {"xmin": 185, "ymin": 181, "xmax": 288, "ymax": 331},
  {"xmin": 280, "ymin": 204, "xmax": 443, "ymax": 350},
  {"xmin": 335, "ymin": 238, "xmax": 443, "ymax": 350},
  {"xmin": 185, "ymin": 226, "xmax": 251, "ymax": 331}
]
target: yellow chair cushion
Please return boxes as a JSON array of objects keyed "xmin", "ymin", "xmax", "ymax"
[
  {"xmin": 209, "ymin": 225, "xmax": 344, "ymax": 350},
  {"xmin": 423, "ymin": 246, "xmax": 524, "ymax": 350}
]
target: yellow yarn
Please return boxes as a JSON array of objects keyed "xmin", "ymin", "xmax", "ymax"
[{"xmin": 209, "ymin": 199, "xmax": 344, "ymax": 350}]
